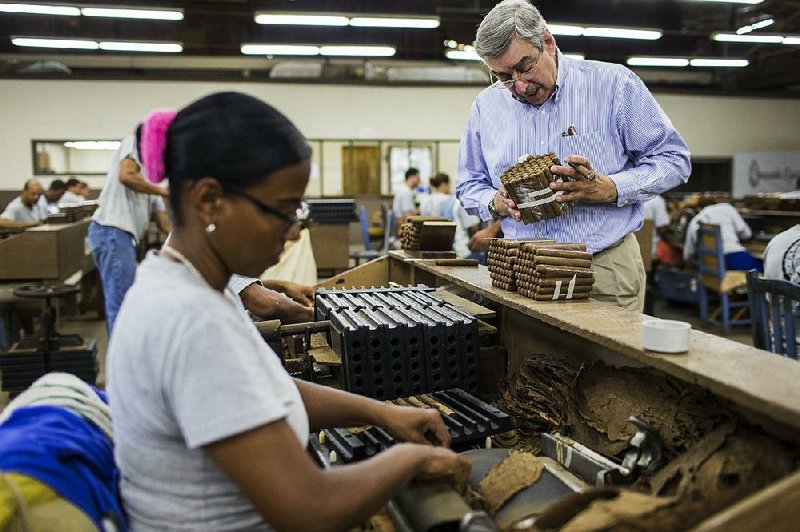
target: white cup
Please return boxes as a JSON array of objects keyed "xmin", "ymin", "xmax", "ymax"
[{"xmin": 642, "ymin": 319, "xmax": 691, "ymax": 353}]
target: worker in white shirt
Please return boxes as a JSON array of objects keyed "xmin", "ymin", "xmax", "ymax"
[
  {"xmin": 684, "ymin": 198, "xmax": 762, "ymax": 271},
  {"xmin": 392, "ymin": 168, "xmax": 420, "ymax": 222},
  {"xmin": 420, "ymin": 172, "xmax": 455, "ymax": 220},
  {"xmin": 642, "ymin": 195, "xmax": 670, "ymax": 257},
  {"xmin": 764, "ymin": 224, "xmax": 800, "ymax": 286}
]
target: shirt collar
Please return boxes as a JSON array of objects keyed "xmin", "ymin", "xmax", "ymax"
[{"xmin": 552, "ymin": 47, "xmax": 568, "ymax": 103}]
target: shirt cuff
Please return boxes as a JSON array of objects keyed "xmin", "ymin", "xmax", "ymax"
[
  {"xmin": 228, "ymin": 274, "xmax": 261, "ymax": 294},
  {"xmin": 608, "ymin": 170, "xmax": 640, "ymax": 207},
  {"xmin": 474, "ymin": 189, "xmax": 499, "ymax": 222}
]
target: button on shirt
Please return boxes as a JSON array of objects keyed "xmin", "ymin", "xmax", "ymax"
[{"xmin": 456, "ymin": 50, "xmax": 691, "ymax": 253}]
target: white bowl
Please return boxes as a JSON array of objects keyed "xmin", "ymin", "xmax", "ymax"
[{"xmin": 642, "ymin": 319, "xmax": 691, "ymax": 353}]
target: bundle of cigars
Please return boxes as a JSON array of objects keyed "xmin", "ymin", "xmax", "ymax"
[
  {"xmin": 499, "ymin": 153, "xmax": 570, "ymax": 224},
  {"xmin": 514, "ymin": 242, "xmax": 594, "ymax": 301},
  {"xmin": 488, "ymin": 238, "xmax": 594, "ymax": 301},
  {"xmin": 399, "ymin": 216, "xmax": 448, "ymax": 250}
]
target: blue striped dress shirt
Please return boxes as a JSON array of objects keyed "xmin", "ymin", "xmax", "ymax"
[{"xmin": 456, "ymin": 50, "xmax": 691, "ymax": 253}]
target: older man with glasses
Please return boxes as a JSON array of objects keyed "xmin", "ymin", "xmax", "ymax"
[{"xmin": 456, "ymin": 0, "xmax": 691, "ymax": 312}]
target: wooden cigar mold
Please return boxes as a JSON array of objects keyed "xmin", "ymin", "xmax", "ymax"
[{"xmin": 499, "ymin": 153, "xmax": 571, "ymax": 224}]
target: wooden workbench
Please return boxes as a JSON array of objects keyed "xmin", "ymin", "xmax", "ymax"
[
  {"xmin": 0, "ymin": 219, "xmax": 92, "ymax": 281},
  {"xmin": 321, "ymin": 252, "xmax": 800, "ymax": 528},
  {"xmin": 326, "ymin": 252, "xmax": 800, "ymax": 434}
]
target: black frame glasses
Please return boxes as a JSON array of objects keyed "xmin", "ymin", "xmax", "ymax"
[{"xmin": 224, "ymin": 183, "xmax": 307, "ymax": 227}]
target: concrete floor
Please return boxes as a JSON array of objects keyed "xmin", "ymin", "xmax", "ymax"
[{"xmin": 0, "ymin": 293, "xmax": 754, "ymax": 411}]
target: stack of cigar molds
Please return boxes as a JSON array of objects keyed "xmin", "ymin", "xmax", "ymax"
[
  {"xmin": 514, "ymin": 243, "xmax": 594, "ymax": 301},
  {"xmin": 500, "ymin": 153, "xmax": 570, "ymax": 224},
  {"xmin": 315, "ymin": 286, "xmax": 478, "ymax": 400},
  {"xmin": 487, "ymin": 238, "xmax": 556, "ymax": 291}
]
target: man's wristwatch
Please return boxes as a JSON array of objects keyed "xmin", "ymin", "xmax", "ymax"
[{"xmin": 487, "ymin": 193, "xmax": 502, "ymax": 220}]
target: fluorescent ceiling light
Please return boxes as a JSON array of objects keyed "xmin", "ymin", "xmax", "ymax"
[
  {"xmin": 628, "ymin": 56, "xmax": 689, "ymax": 67},
  {"xmin": 241, "ymin": 44, "xmax": 320, "ymax": 56},
  {"xmin": 446, "ymin": 49, "xmax": 480, "ymax": 61},
  {"xmin": 690, "ymin": 58, "xmax": 749, "ymax": 67},
  {"xmin": 686, "ymin": 0, "xmax": 762, "ymax": 4},
  {"xmin": 712, "ymin": 32, "xmax": 783, "ymax": 43},
  {"xmin": 547, "ymin": 24, "xmax": 584, "ymax": 36},
  {"xmin": 350, "ymin": 16, "xmax": 439, "ymax": 29},
  {"xmin": 583, "ymin": 27, "xmax": 662, "ymax": 40},
  {"xmin": 99, "ymin": 41, "xmax": 183, "ymax": 53},
  {"xmin": 81, "ymin": 7, "xmax": 183, "ymax": 21},
  {"xmin": 0, "ymin": 3, "xmax": 79, "ymax": 15},
  {"xmin": 320, "ymin": 45, "xmax": 395, "ymax": 57},
  {"xmin": 736, "ymin": 18, "xmax": 774, "ymax": 35},
  {"xmin": 64, "ymin": 141, "xmax": 121, "ymax": 151},
  {"xmin": 255, "ymin": 13, "xmax": 348, "ymax": 26},
  {"xmin": 564, "ymin": 53, "xmax": 585, "ymax": 60},
  {"xmin": 781, "ymin": 36, "xmax": 800, "ymax": 45},
  {"xmin": 12, "ymin": 36, "xmax": 98, "ymax": 49}
]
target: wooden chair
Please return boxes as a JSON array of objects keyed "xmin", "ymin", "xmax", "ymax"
[
  {"xmin": 697, "ymin": 223, "xmax": 750, "ymax": 335},
  {"xmin": 747, "ymin": 270, "xmax": 800, "ymax": 359}
]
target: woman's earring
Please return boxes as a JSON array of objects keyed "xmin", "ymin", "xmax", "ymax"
[{"xmin": 206, "ymin": 223, "xmax": 216, "ymax": 233}]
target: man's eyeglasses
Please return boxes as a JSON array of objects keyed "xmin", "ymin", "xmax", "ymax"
[
  {"xmin": 224, "ymin": 183, "xmax": 308, "ymax": 229},
  {"xmin": 490, "ymin": 49, "xmax": 542, "ymax": 89}
]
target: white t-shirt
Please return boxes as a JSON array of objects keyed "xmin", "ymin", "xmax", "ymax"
[
  {"xmin": 108, "ymin": 252, "xmax": 309, "ymax": 531},
  {"xmin": 392, "ymin": 186, "xmax": 415, "ymax": 219},
  {"xmin": 642, "ymin": 196, "xmax": 670, "ymax": 254},
  {"xmin": 764, "ymin": 224, "xmax": 800, "ymax": 286},
  {"xmin": 1, "ymin": 196, "xmax": 42, "ymax": 223},
  {"xmin": 92, "ymin": 135, "xmax": 167, "ymax": 243},
  {"xmin": 452, "ymin": 202, "xmax": 481, "ymax": 258},
  {"xmin": 684, "ymin": 203, "xmax": 752, "ymax": 261},
  {"xmin": 59, "ymin": 190, "xmax": 85, "ymax": 206},
  {"xmin": 420, "ymin": 191, "xmax": 455, "ymax": 220}
]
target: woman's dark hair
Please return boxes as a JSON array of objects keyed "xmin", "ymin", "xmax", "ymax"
[
  {"xmin": 164, "ymin": 92, "xmax": 311, "ymax": 224},
  {"xmin": 430, "ymin": 172, "xmax": 450, "ymax": 188}
]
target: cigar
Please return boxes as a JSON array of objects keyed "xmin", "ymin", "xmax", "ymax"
[
  {"xmin": 569, "ymin": 162, "xmax": 597, "ymax": 181},
  {"xmin": 536, "ymin": 265, "xmax": 594, "ymax": 277},
  {"xmin": 534, "ymin": 256, "xmax": 592, "ymax": 268},
  {"xmin": 436, "ymin": 259, "xmax": 479, "ymax": 267},
  {"xmin": 535, "ymin": 248, "xmax": 593, "ymax": 260},
  {"xmin": 533, "ymin": 293, "xmax": 591, "ymax": 301}
]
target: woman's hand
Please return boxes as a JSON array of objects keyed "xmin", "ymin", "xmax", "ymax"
[
  {"xmin": 414, "ymin": 446, "xmax": 471, "ymax": 492},
  {"xmin": 380, "ymin": 404, "xmax": 451, "ymax": 447}
]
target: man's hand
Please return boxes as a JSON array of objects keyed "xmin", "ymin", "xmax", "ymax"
[
  {"xmin": 378, "ymin": 404, "xmax": 451, "ymax": 447},
  {"xmin": 493, "ymin": 184, "xmax": 521, "ymax": 221},
  {"xmin": 468, "ymin": 220, "xmax": 502, "ymax": 252},
  {"xmin": 263, "ymin": 280, "xmax": 315, "ymax": 307},
  {"xmin": 549, "ymin": 155, "xmax": 618, "ymax": 203}
]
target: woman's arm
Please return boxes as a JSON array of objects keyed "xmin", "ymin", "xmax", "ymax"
[
  {"xmin": 205, "ymin": 418, "xmax": 468, "ymax": 532},
  {"xmin": 294, "ymin": 380, "xmax": 450, "ymax": 446}
]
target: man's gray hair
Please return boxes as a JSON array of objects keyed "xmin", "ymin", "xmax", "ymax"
[{"xmin": 474, "ymin": 0, "xmax": 547, "ymax": 60}]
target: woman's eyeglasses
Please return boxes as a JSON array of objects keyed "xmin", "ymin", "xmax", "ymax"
[{"xmin": 224, "ymin": 184, "xmax": 308, "ymax": 229}]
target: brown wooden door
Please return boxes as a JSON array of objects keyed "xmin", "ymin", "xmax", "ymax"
[{"xmin": 342, "ymin": 145, "xmax": 380, "ymax": 195}]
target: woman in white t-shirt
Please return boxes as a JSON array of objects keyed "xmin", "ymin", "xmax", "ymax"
[{"xmin": 107, "ymin": 92, "xmax": 468, "ymax": 531}]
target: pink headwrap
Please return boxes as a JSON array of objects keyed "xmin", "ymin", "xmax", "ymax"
[{"xmin": 140, "ymin": 108, "xmax": 177, "ymax": 184}]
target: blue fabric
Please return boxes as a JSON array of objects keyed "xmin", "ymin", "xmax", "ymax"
[
  {"xmin": 88, "ymin": 221, "xmax": 137, "ymax": 335},
  {"xmin": 725, "ymin": 251, "xmax": 764, "ymax": 272},
  {"xmin": 0, "ymin": 405, "xmax": 126, "ymax": 531},
  {"xmin": 456, "ymin": 49, "xmax": 691, "ymax": 253}
]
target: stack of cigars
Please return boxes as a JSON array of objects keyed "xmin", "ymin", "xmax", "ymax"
[
  {"xmin": 399, "ymin": 216, "xmax": 448, "ymax": 250},
  {"xmin": 514, "ymin": 242, "xmax": 594, "ymax": 301},
  {"xmin": 487, "ymin": 238, "xmax": 556, "ymax": 291},
  {"xmin": 499, "ymin": 153, "xmax": 569, "ymax": 224}
]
